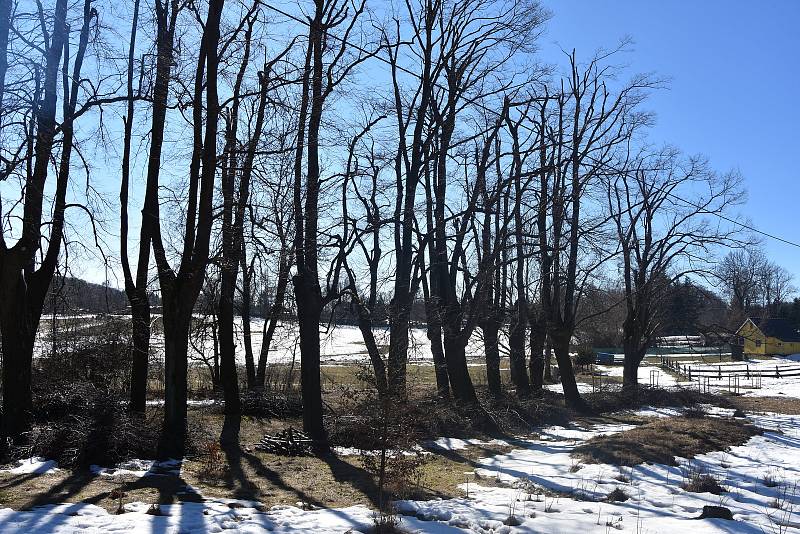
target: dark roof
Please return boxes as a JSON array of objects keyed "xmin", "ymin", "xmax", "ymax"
[{"xmin": 748, "ymin": 317, "xmax": 800, "ymax": 342}]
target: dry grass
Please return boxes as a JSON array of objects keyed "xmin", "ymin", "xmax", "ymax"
[
  {"xmin": 682, "ymin": 471, "xmax": 726, "ymax": 495},
  {"xmin": 724, "ymin": 395, "xmax": 800, "ymax": 415},
  {"xmin": 0, "ymin": 407, "xmax": 515, "ymax": 514},
  {"xmin": 572, "ymin": 415, "xmax": 760, "ymax": 466}
]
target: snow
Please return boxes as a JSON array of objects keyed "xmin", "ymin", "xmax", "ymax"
[
  {"xmin": 4, "ymin": 410, "xmax": 800, "ymax": 532},
  {"xmin": 625, "ymin": 405, "xmax": 685, "ymax": 418},
  {"xmin": 546, "ymin": 382, "xmax": 596, "ymax": 395},
  {"xmin": 1, "ymin": 457, "xmax": 59, "ymax": 475},
  {"xmin": 396, "ymin": 411, "xmax": 800, "ymax": 533},
  {"xmin": 427, "ymin": 438, "xmax": 511, "ymax": 451},
  {"xmin": 89, "ymin": 459, "xmax": 183, "ymax": 478}
]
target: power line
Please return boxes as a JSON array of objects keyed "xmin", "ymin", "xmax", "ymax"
[
  {"xmin": 668, "ymin": 192, "xmax": 800, "ymax": 249},
  {"xmin": 262, "ymin": 2, "xmax": 800, "ymax": 252}
]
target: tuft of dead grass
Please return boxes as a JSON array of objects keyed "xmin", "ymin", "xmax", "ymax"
[
  {"xmin": 606, "ymin": 487, "xmax": 629, "ymax": 502},
  {"xmin": 572, "ymin": 416, "xmax": 760, "ymax": 467},
  {"xmin": 683, "ymin": 472, "xmax": 726, "ymax": 495}
]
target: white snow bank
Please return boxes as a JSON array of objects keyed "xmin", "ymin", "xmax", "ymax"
[
  {"xmin": 1, "ymin": 457, "xmax": 59, "ymax": 475},
  {"xmin": 427, "ymin": 437, "xmax": 511, "ymax": 451}
]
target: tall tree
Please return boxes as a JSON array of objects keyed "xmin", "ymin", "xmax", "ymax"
[
  {"xmin": 536, "ymin": 49, "xmax": 653, "ymax": 408},
  {"xmin": 150, "ymin": 0, "xmax": 226, "ymax": 458},
  {"xmin": 119, "ymin": 0, "xmax": 152, "ymax": 413},
  {"xmin": 0, "ymin": 0, "xmax": 97, "ymax": 444},
  {"xmin": 292, "ymin": 0, "xmax": 371, "ymax": 441},
  {"xmin": 606, "ymin": 148, "xmax": 743, "ymax": 394}
]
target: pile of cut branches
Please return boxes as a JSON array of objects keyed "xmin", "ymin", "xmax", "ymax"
[{"xmin": 255, "ymin": 427, "xmax": 315, "ymax": 456}]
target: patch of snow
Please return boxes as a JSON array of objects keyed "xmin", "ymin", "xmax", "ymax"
[
  {"xmin": 627, "ymin": 405, "xmax": 685, "ymax": 418},
  {"xmin": 545, "ymin": 382, "xmax": 596, "ymax": 395},
  {"xmin": 1, "ymin": 457, "xmax": 59, "ymax": 475},
  {"xmin": 427, "ymin": 437, "xmax": 510, "ymax": 451}
]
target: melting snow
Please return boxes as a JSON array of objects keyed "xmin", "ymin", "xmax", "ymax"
[{"xmin": 3, "ymin": 411, "xmax": 800, "ymax": 532}]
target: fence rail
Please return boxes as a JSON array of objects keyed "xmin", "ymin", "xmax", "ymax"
[{"xmin": 660, "ymin": 356, "xmax": 800, "ymax": 380}]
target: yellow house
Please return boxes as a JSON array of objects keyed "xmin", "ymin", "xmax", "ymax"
[{"xmin": 736, "ymin": 317, "xmax": 800, "ymax": 356}]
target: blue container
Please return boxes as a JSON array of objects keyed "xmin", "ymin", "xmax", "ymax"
[{"xmin": 595, "ymin": 352, "xmax": 616, "ymax": 365}]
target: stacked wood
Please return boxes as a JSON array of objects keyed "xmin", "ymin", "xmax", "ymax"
[{"xmin": 255, "ymin": 427, "xmax": 315, "ymax": 456}]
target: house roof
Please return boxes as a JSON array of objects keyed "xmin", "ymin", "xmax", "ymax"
[{"xmin": 746, "ymin": 317, "xmax": 800, "ymax": 342}]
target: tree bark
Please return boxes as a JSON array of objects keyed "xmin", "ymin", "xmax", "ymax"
[
  {"xmin": 159, "ymin": 304, "xmax": 190, "ymax": 458},
  {"xmin": 240, "ymin": 251, "xmax": 256, "ymax": 389},
  {"xmin": 482, "ymin": 321, "xmax": 502, "ymax": 395},
  {"xmin": 508, "ymin": 300, "xmax": 530, "ymax": 396},
  {"xmin": 528, "ymin": 312, "xmax": 546, "ymax": 392},
  {"xmin": 293, "ymin": 273, "xmax": 325, "ymax": 440},
  {"xmin": 256, "ymin": 256, "xmax": 289, "ymax": 387},
  {"xmin": 128, "ymin": 299, "xmax": 150, "ymax": 412},
  {"xmin": 551, "ymin": 330, "xmax": 584, "ymax": 409}
]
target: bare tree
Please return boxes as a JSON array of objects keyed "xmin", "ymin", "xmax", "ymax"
[
  {"xmin": 606, "ymin": 147, "xmax": 744, "ymax": 394},
  {"xmin": 119, "ymin": 0, "xmax": 152, "ymax": 413},
  {"xmin": 716, "ymin": 248, "xmax": 766, "ymax": 326},
  {"xmin": 149, "ymin": 0, "xmax": 226, "ymax": 458},
  {"xmin": 292, "ymin": 0, "xmax": 371, "ymax": 441},
  {"xmin": 340, "ymin": 117, "xmax": 389, "ymax": 396},
  {"xmin": 0, "ymin": 0, "xmax": 100, "ymax": 444},
  {"xmin": 536, "ymin": 48, "xmax": 654, "ymax": 408},
  {"xmin": 759, "ymin": 261, "xmax": 794, "ymax": 317}
]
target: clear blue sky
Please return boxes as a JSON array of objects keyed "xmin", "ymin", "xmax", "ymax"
[{"xmin": 538, "ymin": 0, "xmax": 800, "ymax": 275}]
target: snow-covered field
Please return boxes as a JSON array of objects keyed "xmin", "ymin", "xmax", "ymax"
[
  {"xmin": 34, "ymin": 316, "xmax": 493, "ymax": 366},
  {"xmin": 3, "ymin": 407, "xmax": 800, "ymax": 533}
]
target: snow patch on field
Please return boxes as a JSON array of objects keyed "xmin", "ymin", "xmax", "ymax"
[
  {"xmin": 90, "ymin": 458, "xmax": 182, "ymax": 478},
  {"xmin": 1, "ymin": 457, "xmax": 59, "ymax": 475},
  {"xmin": 427, "ymin": 437, "xmax": 511, "ymax": 451},
  {"xmin": 395, "ymin": 411, "xmax": 800, "ymax": 533}
]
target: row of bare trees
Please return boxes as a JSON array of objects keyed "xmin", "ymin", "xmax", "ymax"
[{"xmin": 0, "ymin": 0, "xmax": 749, "ymax": 456}]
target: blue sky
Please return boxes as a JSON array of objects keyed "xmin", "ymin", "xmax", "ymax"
[{"xmin": 538, "ymin": 0, "xmax": 800, "ymax": 274}]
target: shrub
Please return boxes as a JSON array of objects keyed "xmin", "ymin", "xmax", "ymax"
[{"xmin": 21, "ymin": 384, "xmax": 162, "ymax": 468}]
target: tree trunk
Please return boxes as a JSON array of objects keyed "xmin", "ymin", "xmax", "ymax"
[
  {"xmin": 482, "ymin": 322, "xmax": 502, "ymax": 395},
  {"xmin": 356, "ymin": 314, "xmax": 388, "ymax": 396},
  {"xmin": 128, "ymin": 296, "xmax": 150, "ymax": 412},
  {"xmin": 441, "ymin": 316, "xmax": 477, "ymax": 403},
  {"xmin": 421, "ymin": 271, "xmax": 449, "ymax": 397},
  {"xmin": 621, "ymin": 347, "xmax": 642, "ymax": 396},
  {"xmin": 388, "ymin": 262, "xmax": 412, "ymax": 397},
  {"xmin": 0, "ymin": 285, "xmax": 36, "ymax": 441},
  {"xmin": 551, "ymin": 330, "xmax": 584, "ymax": 409},
  {"xmin": 622, "ymin": 321, "xmax": 646, "ymax": 396},
  {"xmin": 158, "ymin": 305, "xmax": 190, "ymax": 459},
  {"xmin": 528, "ymin": 320, "xmax": 545, "ymax": 392},
  {"xmin": 240, "ymin": 254, "xmax": 256, "ymax": 389},
  {"xmin": 256, "ymin": 257, "xmax": 289, "ymax": 388},
  {"xmin": 218, "ymin": 267, "xmax": 241, "ymax": 447},
  {"xmin": 544, "ymin": 334, "xmax": 553, "ymax": 382},
  {"xmin": 293, "ymin": 272, "xmax": 325, "ymax": 441},
  {"xmin": 508, "ymin": 300, "xmax": 530, "ymax": 396}
]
